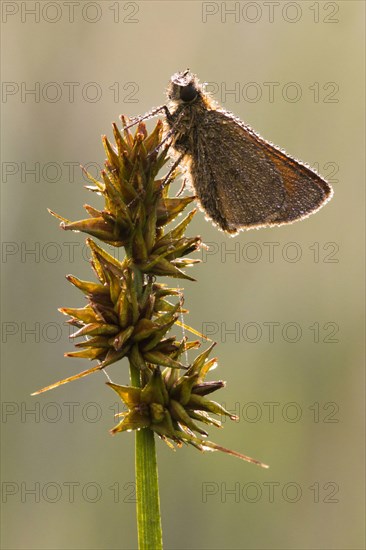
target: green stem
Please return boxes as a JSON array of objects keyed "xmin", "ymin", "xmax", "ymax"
[
  {"xmin": 135, "ymin": 428, "xmax": 163, "ymax": 550},
  {"xmin": 129, "ymin": 208, "xmax": 163, "ymax": 548},
  {"xmin": 131, "ymin": 362, "xmax": 163, "ymax": 550}
]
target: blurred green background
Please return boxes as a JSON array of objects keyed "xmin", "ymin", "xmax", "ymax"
[{"xmin": 1, "ymin": 1, "xmax": 365, "ymax": 549}]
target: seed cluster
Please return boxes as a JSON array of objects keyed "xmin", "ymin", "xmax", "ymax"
[{"xmin": 34, "ymin": 119, "xmax": 267, "ymax": 466}]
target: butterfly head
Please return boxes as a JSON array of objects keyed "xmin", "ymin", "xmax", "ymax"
[{"xmin": 167, "ymin": 69, "xmax": 202, "ymax": 104}]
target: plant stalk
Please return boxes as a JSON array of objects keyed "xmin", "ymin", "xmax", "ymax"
[{"xmin": 131, "ymin": 363, "xmax": 163, "ymax": 550}]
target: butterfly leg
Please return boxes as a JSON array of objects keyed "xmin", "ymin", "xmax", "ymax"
[
  {"xmin": 121, "ymin": 105, "xmax": 173, "ymax": 131},
  {"xmin": 147, "ymin": 109, "xmax": 189, "ymax": 158},
  {"xmin": 159, "ymin": 153, "xmax": 185, "ymax": 192},
  {"xmin": 125, "ymin": 152, "xmax": 185, "ymax": 209}
]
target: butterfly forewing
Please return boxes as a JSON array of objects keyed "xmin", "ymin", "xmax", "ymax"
[{"xmin": 192, "ymin": 110, "xmax": 332, "ymax": 233}]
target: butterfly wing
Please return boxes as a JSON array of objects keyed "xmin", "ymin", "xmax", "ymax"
[{"xmin": 190, "ymin": 109, "xmax": 332, "ymax": 233}]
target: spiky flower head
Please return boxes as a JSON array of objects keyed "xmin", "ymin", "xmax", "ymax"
[
  {"xmin": 108, "ymin": 343, "xmax": 267, "ymax": 466},
  {"xmin": 33, "ymin": 118, "xmax": 267, "ymax": 468}
]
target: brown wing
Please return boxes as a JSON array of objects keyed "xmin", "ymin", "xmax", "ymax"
[{"xmin": 190, "ymin": 109, "xmax": 332, "ymax": 233}]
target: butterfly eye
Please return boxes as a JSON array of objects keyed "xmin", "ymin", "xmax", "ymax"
[{"xmin": 180, "ymin": 84, "xmax": 197, "ymax": 102}]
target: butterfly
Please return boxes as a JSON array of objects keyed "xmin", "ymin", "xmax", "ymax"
[{"xmin": 131, "ymin": 70, "xmax": 333, "ymax": 234}]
